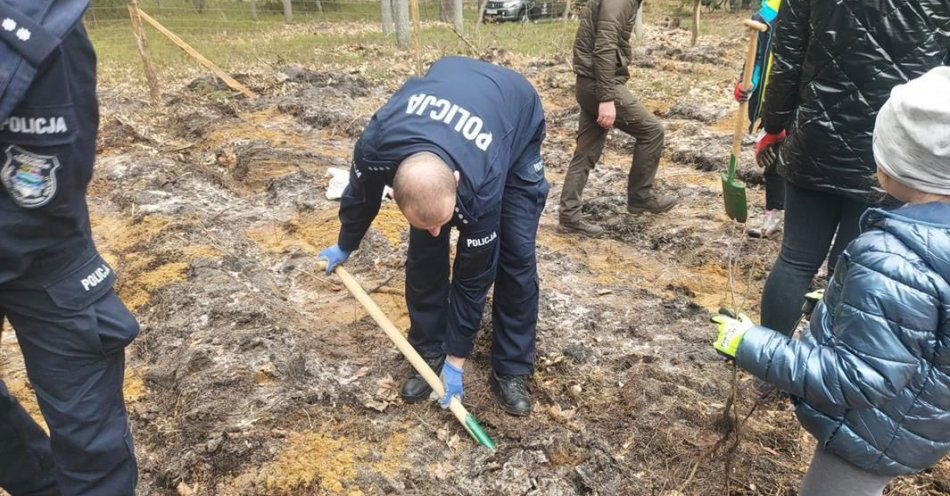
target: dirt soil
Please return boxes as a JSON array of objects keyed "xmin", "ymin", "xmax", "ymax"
[{"xmin": 2, "ymin": 20, "xmax": 947, "ymax": 496}]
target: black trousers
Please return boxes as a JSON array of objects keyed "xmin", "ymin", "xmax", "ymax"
[
  {"xmin": 759, "ymin": 181, "xmax": 868, "ymax": 336},
  {"xmin": 406, "ymin": 169, "xmax": 548, "ymax": 376},
  {"xmin": 0, "ymin": 253, "xmax": 139, "ymax": 496}
]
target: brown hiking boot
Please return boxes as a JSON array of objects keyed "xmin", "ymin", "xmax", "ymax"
[
  {"xmin": 627, "ymin": 193, "xmax": 679, "ymax": 214},
  {"xmin": 558, "ymin": 218, "xmax": 604, "ymax": 237}
]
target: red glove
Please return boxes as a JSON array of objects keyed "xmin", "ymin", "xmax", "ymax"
[
  {"xmin": 734, "ymin": 82, "xmax": 752, "ymax": 103},
  {"xmin": 755, "ymin": 130, "xmax": 786, "ymax": 168},
  {"xmin": 755, "ymin": 131, "xmax": 786, "ymax": 154}
]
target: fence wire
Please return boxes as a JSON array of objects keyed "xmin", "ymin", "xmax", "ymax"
[{"xmin": 85, "ymin": 0, "xmax": 580, "ymax": 88}]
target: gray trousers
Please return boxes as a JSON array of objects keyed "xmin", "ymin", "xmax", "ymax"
[
  {"xmin": 799, "ymin": 447, "xmax": 893, "ymax": 496},
  {"xmin": 559, "ymin": 76, "xmax": 665, "ymax": 222}
]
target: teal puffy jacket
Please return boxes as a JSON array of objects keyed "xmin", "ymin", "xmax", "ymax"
[{"xmin": 737, "ymin": 202, "xmax": 950, "ymax": 476}]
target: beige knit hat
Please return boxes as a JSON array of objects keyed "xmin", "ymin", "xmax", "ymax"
[{"xmin": 873, "ymin": 66, "xmax": 950, "ymax": 195}]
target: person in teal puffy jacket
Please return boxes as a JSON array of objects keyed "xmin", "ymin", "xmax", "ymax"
[{"xmin": 712, "ymin": 67, "xmax": 950, "ymax": 495}]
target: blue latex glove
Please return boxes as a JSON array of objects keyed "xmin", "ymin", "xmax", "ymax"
[
  {"xmin": 439, "ymin": 361, "xmax": 464, "ymax": 408},
  {"xmin": 318, "ymin": 244, "xmax": 350, "ymax": 274}
]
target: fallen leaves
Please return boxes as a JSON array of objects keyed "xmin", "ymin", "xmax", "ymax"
[
  {"xmin": 436, "ymin": 423, "xmax": 462, "ymax": 450},
  {"xmin": 362, "ymin": 374, "xmax": 400, "ymax": 412}
]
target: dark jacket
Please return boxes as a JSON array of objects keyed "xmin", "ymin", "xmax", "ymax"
[
  {"xmin": 737, "ymin": 202, "xmax": 950, "ymax": 476},
  {"xmin": 761, "ymin": 0, "xmax": 950, "ymax": 201},
  {"xmin": 1, "ymin": 0, "xmax": 98, "ymax": 286},
  {"xmin": 338, "ymin": 56, "xmax": 546, "ymax": 357},
  {"xmin": 572, "ymin": 0, "xmax": 640, "ymax": 102}
]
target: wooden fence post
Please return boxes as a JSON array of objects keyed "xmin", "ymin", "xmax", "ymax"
[
  {"xmin": 127, "ymin": 0, "xmax": 161, "ymax": 105},
  {"xmin": 410, "ymin": 0, "xmax": 423, "ymax": 73},
  {"xmin": 136, "ymin": 8, "xmax": 257, "ymax": 98}
]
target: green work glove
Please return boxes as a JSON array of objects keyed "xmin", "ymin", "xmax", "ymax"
[
  {"xmin": 802, "ymin": 289, "xmax": 825, "ymax": 318},
  {"xmin": 711, "ymin": 312, "xmax": 754, "ymax": 359}
]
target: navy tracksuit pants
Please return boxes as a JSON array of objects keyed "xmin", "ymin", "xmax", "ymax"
[
  {"xmin": 0, "ymin": 253, "xmax": 139, "ymax": 496},
  {"xmin": 406, "ymin": 161, "xmax": 549, "ymax": 377}
]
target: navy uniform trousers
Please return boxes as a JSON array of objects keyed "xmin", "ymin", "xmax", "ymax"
[
  {"xmin": 406, "ymin": 134, "xmax": 549, "ymax": 377},
  {"xmin": 0, "ymin": 253, "xmax": 139, "ymax": 496}
]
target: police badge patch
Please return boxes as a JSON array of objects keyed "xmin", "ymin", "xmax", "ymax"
[{"xmin": 1, "ymin": 145, "xmax": 61, "ymax": 208}]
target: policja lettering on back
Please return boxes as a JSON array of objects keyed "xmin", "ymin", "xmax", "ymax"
[{"xmin": 406, "ymin": 93, "xmax": 494, "ymax": 151}]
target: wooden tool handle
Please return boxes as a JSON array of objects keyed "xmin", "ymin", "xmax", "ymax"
[
  {"xmin": 731, "ymin": 23, "xmax": 763, "ymax": 159},
  {"xmin": 743, "ymin": 19, "xmax": 768, "ymax": 32},
  {"xmin": 317, "ymin": 262, "xmax": 472, "ymax": 428}
]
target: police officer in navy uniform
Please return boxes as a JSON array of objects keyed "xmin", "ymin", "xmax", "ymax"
[
  {"xmin": 0, "ymin": 1, "xmax": 139, "ymax": 494},
  {"xmin": 320, "ymin": 56, "xmax": 548, "ymax": 416}
]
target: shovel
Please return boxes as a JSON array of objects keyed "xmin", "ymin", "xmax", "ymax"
[
  {"xmin": 723, "ymin": 19, "xmax": 769, "ymax": 223},
  {"xmin": 317, "ymin": 261, "xmax": 497, "ymax": 451}
]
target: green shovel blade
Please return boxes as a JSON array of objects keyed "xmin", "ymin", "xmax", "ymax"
[
  {"xmin": 463, "ymin": 413, "xmax": 497, "ymax": 452},
  {"xmin": 722, "ymin": 155, "xmax": 748, "ymax": 223}
]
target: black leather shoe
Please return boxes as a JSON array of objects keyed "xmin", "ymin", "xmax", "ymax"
[
  {"xmin": 401, "ymin": 354, "xmax": 445, "ymax": 403},
  {"xmin": 489, "ymin": 371, "xmax": 532, "ymax": 416}
]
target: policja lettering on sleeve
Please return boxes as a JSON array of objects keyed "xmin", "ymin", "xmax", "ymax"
[{"xmin": 405, "ymin": 93, "xmax": 494, "ymax": 151}]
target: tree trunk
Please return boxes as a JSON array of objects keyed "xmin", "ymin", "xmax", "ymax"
[
  {"xmin": 281, "ymin": 0, "xmax": 293, "ymax": 23},
  {"xmin": 395, "ymin": 0, "xmax": 411, "ymax": 49},
  {"xmin": 382, "ymin": 0, "xmax": 395, "ymax": 33},
  {"xmin": 634, "ymin": 0, "xmax": 644, "ymax": 38},
  {"xmin": 250, "ymin": 0, "xmax": 258, "ymax": 20},
  {"xmin": 562, "ymin": 0, "xmax": 573, "ymax": 21},
  {"xmin": 691, "ymin": 0, "xmax": 700, "ymax": 46},
  {"xmin": 440, "ymin": 0, "xmax": 452, "ymax": 23},
  {"xmin": 476, "ymin": 0, "xmax": 488, "ymax": 31},
  {"xmin": 452, "ymin": 0, "xmax": 464, "ymax": 32}
]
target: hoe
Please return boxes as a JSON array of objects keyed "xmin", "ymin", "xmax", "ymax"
[{"xmin": 318, "ymin": 261, "xmax": 497, "ymax": 451}]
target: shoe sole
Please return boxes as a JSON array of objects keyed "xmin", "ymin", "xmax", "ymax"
[
  {"xmin": 627, "ymin": 203, "xmax": 678, "ymax": 215},
  {"xmin": 489, "ymin": 378, "xmax": 532, "ymax": 417},
  {"xmin": 556, "ymin": 224, "xmax": 603, "ymax": 238}
]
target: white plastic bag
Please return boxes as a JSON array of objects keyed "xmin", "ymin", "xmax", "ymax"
[{"xmin": 325, "ymin": 168, "xmax": 393, "ymax": 201}]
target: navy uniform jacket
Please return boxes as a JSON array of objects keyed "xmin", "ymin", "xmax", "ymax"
[
  {"xmin": 0, "ymin": 0, "xmax": 96, "ymax": 286},
  {"xmin": 338, "ymin": 56, "xmax": 545, "ymax": 345}
]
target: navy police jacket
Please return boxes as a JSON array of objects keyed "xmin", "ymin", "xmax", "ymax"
[
  {"xmin": 0, "ymin": 0, "xmax": 97, "ymax": 285},
  {"xmin": 338, "ymin": 56, "xmax": 545, "ymax": 251},
  {"xmin": 737, "ymin": 202, "xmax": 950, "ymax": 476},
  {"xmin": 337, "ymin": 56, "xmax": 545, "ymax": 342}
]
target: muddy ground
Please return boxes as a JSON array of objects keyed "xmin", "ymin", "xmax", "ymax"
[{"xmin": 1, "ymin": 19, "xmax": 947, "ymax": 496}]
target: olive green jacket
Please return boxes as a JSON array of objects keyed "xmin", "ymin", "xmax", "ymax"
[{"xmin": 572, "ymin": 0, "xmax": 640, "ymax": 102}]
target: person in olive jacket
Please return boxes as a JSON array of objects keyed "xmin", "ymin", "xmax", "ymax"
[
  {"xmin": 754, "ymin": 0, "xmax": 950, "ymax": 347},
  {"xmin": 713, "ymin": 67, "xmax": 950, "ymax": 496},
  {"xmin": 558, "ymin": 0, "xmax": 677, "ymax": 238}
]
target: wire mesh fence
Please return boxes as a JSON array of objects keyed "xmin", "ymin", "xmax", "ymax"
[
  {"xmin": 86, "ymin": 0, "xmax": 575, "ymax": 41},
  {"xmin": 85, "ymin": 0, "xmax": 582, "ymax": 91}
]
